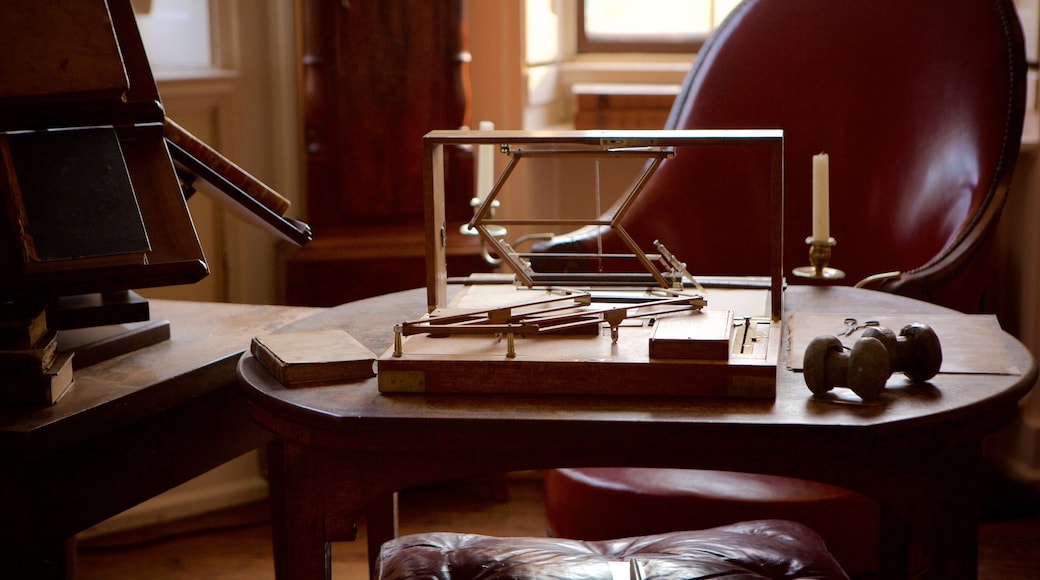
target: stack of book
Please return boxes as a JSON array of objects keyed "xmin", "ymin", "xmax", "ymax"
[{"xmin": 0, "ymin": 300, "xmax": 74, "ymax": 406}]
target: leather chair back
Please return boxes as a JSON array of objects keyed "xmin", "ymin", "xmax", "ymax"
[{"xmin": 537, "ymin": 0, "xmax": 1026, "ymax": 312}]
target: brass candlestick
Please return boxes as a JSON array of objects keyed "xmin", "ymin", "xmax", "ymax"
[{"xmin": 792, "ymin": 236, "xmax": 845, "ymax": 280}]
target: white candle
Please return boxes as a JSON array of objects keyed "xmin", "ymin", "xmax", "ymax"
[
  {"xmin": 476, "ymin": 120, "xmax": 495, "ymax": 202},
  {"xmin": 812, "ymin": 153, "xmax": 830, "ymax": 243}
]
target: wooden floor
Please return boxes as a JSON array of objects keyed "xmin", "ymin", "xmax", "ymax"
[
  {"xmin": 76, "ymin": 474, "xmax": 548, "ymax": 579},
  {"xmin": 76, "ymin": 469, "xmax": 1040, "ymax": 579}
]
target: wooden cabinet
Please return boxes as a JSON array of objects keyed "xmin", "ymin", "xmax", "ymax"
[{"xmin": 286, "ymin": 0, "xmax": 487, "ymax": 306}]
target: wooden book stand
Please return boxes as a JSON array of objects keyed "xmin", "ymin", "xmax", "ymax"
[{"xmin": 0, "ymin": 0, "xmax": 310, "ymax": 328}]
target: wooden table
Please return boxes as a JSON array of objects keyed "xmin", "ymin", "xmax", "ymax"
[
  {"xmin": 238, "ymin": 286, "xmax": 1038, "ymax": 579},
  {"xmin": 0, "ymin": 299, "xmax": 319, "ymax": 578}
]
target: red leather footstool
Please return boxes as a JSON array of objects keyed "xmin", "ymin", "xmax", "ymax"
[
  {"xmin": 544, "ymin": 468, "xmax": 879, "ymax": 577},
  {"xmin": 376, "ymin": 519, "xmax": 849, "ymax": 579}
]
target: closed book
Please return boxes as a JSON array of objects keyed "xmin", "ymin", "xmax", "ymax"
[
  {"xmin": 0, "ymin": 329, "xmax": 57, "ymax": 374},
  {"xmin": 251, "ymin": 329, "xmax": 376, "ymax": 387},
  {"xmin": 0, "ymin": 299, "xmax": 48, "ymax": 349},
  {"xmin": 0, "ymin": 350, "xmax": 74, "ymax": 406},
  {"xmin": 648, "ymin": 310, "xmax": 734, "ymax": 361}
]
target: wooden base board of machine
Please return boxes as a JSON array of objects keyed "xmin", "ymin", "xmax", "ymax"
[{"xmin": 378, "ymin": 284, "xmax": 778, "ymax": 399}]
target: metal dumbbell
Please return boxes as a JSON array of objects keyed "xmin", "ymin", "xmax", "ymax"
[
  {"xmin": 803, "ymin": 323, "xmax": 942, "ymax": 401},
  {"xmin": 861, "ymin": 323, "xmax": 942, "ymax": 383},
  {"xmin": 803, "ymin": 334, "xmax": 891, "ymax": 400}
]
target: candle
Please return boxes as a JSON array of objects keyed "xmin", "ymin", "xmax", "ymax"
[
  {"xmin": 812, "ymin": 153, "xmax": 830, "ymax": 243},
  {"xmin": 476, "ymin": 120, "xmax": 495, "ymax": 202}
]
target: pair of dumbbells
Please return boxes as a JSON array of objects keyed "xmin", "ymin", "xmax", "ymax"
[{"xmin": 803, "ymin": 323, "xmax": 942, "ymax": 400}]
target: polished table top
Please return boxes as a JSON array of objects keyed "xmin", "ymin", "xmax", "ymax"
[
  {"xmin": 241, "ymin": 285, "xmax": 1037, "ymax": 449},
  {"xmin": 0, "ymin": 299, "xmax": 320, "ymax": 460}
]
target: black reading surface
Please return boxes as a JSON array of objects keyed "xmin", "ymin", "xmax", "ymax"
[{"xmin": 7, "ymin": 128, "xmax": 151, "ymax": 261}]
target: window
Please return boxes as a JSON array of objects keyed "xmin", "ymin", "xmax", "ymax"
[
  {"xmin": 133, "ymin": 0, "xmax": 212, "ymax": 70},
  {"xmin": 579, "ymin": 0, "xmax": 740, "ymax": 53}
]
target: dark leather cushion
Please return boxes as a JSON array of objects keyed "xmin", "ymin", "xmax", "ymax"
[{"xmin": 376, "ymin": 519, "xmax": 849, "ymax": 579}]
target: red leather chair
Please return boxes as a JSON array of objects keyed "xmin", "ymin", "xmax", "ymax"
[
  {"xmin": 539, "ymin": 0, "xmax": 1026, "ymax": 577},
  {"xmin": 533, "ymin": 0, "xmax": 1025, "ymax": 313}
]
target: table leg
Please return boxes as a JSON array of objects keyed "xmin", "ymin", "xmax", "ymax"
[
  {"xmin": 365, "ymin": 493, "xmax": 398, "ymax": 577},
  {"xmin": 268, "ymin": 439, "xmax": 333, "ymax": 580},
  {"xmin": 0, "ymin": 469, "xmax": 74, "ymax": 579},
  {"xmin": 926, "ymin": 443, "xmax": 981, "ymax": 579},
  {"xmin": 877, "ymin": 441, "xmax": 982, "ymax": 579}
]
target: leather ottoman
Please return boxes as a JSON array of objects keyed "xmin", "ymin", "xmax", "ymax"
[
  {"xmin": 543, "ymin": 467, "xmax": 879, "ymax": 576},
  {"xmin": 376, "ymin": 519, "xmax": 849, "ymax": 579}
]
